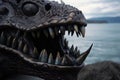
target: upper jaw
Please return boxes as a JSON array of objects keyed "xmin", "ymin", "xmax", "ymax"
[{"xmin": 0, "ymin": 10, "xmax": 87, "ymax": 31}]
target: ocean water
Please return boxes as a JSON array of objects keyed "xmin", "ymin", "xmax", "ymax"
[{"xmin": 65, "ymin": 23, "xmax": 120, "ymax": 64}]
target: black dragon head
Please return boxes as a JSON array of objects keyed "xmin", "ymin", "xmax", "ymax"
[{"xmin": 0, "ymin": 0, "xmax": 93, "ymax": 79}]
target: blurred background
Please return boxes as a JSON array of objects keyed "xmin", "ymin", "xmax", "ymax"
[{"xmin": 50, "ymin": 0, "xmax": 120, "ymax": 19}]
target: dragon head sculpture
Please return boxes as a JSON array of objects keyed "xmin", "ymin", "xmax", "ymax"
[{"xmin": 0, "ymin": 0, "xmax": 92, "ymax": 80}]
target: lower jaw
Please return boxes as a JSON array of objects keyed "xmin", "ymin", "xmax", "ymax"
[
  {"xmin": 0, "ymin": 35, "xmax": 93, "ymax": 67},
  {"xmin": 0, "ymin": 44, "xmax": 84, "ymax": 80},
  {"xmin": 0, "ymin": 42, "xmax": 93, "ymax": 69}
]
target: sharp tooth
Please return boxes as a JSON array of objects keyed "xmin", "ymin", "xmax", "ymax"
[
  {"xmin": 62, "ymin": 38, "xmax": 65, "ymax": 47},
  {"xmin": 38, "ymin": 24, "xmax": 42, "ymax": 27},
  {"xmin": 12, "ymin": 38, "xmax": 18, "ymax": 48},
  {"xmin": 18, "ymin": 40, "xmax": 23, "ymax": 51},
  {"xmin": 65, "ymin": 40, "xmax": 69, "ymax": 48},
  {"xmin": 54, "ymin": 27, "xmax": 59, "ymax": 35},
  {"xmin": 37, "ymin": 32, "xmax": 40, "ymax": 38},
  {"xmin": 68, "ymin": 30, "xmax": 70, "ymax": 35},
  {"xmin": 48, "ymin": 53, "xmax": 54, "ymax": 64},
  {"xmin": 44, "ymin": 22, "xmax": 49, "ymax": 25},
  {"xmin": 15, "ymin": 30, "xmax": 20, "ymax": 37},
  {"xmin": 71, "ymin": 45, "xmax": 74, "ymax": 51},
  {"xmin": 0, "ymin": 32, "xmax": 5, "ymax": 44},
  {"xmin": 55, "ymin": 52, "xmax": 61, "ymax": 65},
  {"xmin": 68, "ymin": 26, "xmax": 71, "ymax": 35},
  {"xmin": 61, "ymin": 56, "xmax": 66, "ymax": 65},
  {"xmin": 39, "ymin": 49, "xmax": 48, "ymax": 62},
  {"xmin": 60, "ymin": 26, "xmax": 65, "ymax": 35},
  {"xmin": 33, "ymin": 47, "xmax": 39, "ymax": 58},
  {"xmin": 71, "ymin": 26, "xmax": 74, "ymax": 36},
  {"xmin": 67, "ymin": 17, "xmax": 72, "ymax": 22},
  {"xmin": 76, "ymin": 44, "xmax": 93, "ymax": 65},
  {"xmin": 64, "ymin": 38, "xmax": 66, "ymax": 44},
  {"xmin": 80, "ymin": 26, "xmax": 85, "ymax": 37},
  {"xmin": 69, "ymin": 12, "xmax": 75, "ymax": 17},
  {"xmin": 75, "ymin": 47, "xmax": 78, "ymax": 51},
  {"xmin": 76, "ymin": 32, "xmax": 79, "ymax": 37},
  {"xmin": 7, "ymin": 36, "xmax": 12, "ymax": 46},
  {"xmin": 78, "ymin": 31, "xmax": 81, "ymax": 36},
  {"xmin": 75, "ymin": 50, "xmax": 80, "ymax": 58},
  {"xmin": 74, "ymin": 25, "xmax": 79, "ymax": 32},
  {"xmin": 65, "ymin": 55, "xmax": 73, "ymax": 65},
  {"xmin": 31, "ymin": 32, "xmax": 36, "ymax": 38},
  {"xmin": 63, "ymin": 38, "xmax": 67, "ymax": 47},
  {"xmin": 43, "ymin": 30, "xmax": 48, "ymax": 38},
  {"xmin": 70, "ymin": 45, "xmax": 74, "ymax": 54},
  {"xmin": 23, "ymin": 32, "xmax": 27, "ymax": 37},
  {"xmin": 23, "ymin": 44, "xmax": 29, "ymax": 54},
  {"xmin": 65, "ymin": 41, "xmax": 69, "ymax": 48},
  {"xmin": 68, "ymin": 31, "xmax": 70, "ymax": 35},
  {"xmin": 48, "ymin": 28, "xmax": 54, "ymax": 38},
  {"xmin": 59, "ymin": 19, "xmax": 65, "ymax": 23},
  {"xmin": 50, "ymin": 19, "xmax": 58, "ymax": 24},
  {"xmin": 66, "ymin": 41, "xmax": 68, "ymax": 46}
]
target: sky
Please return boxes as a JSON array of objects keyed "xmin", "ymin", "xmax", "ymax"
[{"xmin": 50, "ymin": 0, "xmax": 120, "ymax": 19}]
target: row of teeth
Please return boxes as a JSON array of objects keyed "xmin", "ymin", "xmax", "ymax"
[
  {"xmin": 0, "ymin": 32, "xmax": 27, "ymax": 51},
  {"xmin": 33, "ymin": 44, "xmax": 93, "ymax": 66},
  {"xmin": 0, "ymin": 31, "xmax": 92, "ymax": 66},
  {"xmin": 31, "ymin": 24, "xmax": 85, "ymax": 39}
]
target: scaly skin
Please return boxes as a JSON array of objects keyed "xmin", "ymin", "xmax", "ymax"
[{"xmin": 0, "ymin": 0, "xmax": 93, "ymax": 80}]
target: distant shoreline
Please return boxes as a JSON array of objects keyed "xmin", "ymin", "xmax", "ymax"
[
  {"xmin": 87, "ymin": 20, "xmax": 108, "ymax": 23},
  {"xmin": 87, "ymin": 16, "xmax": 120, "ymax": 23}
]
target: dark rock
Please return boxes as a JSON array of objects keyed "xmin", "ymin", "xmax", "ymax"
[{"xmin": 77, "ymin": 61, "xmax": 120, "ymax": 80}]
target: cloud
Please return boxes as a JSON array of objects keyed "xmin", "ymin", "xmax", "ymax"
[{"xmin": 50, "ymin": 0, "xmax": 120, "ymax": 18}]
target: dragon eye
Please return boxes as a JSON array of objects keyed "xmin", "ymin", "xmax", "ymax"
[
  {"xmin": 22, "ymin": 2, "xmax": 39, "ymax": 16},
  {"xmin": 0, "ymin": 7, "xmax": 9, "ymax": 15}
]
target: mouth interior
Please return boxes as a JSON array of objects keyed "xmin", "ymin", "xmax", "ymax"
[{"xmin": 0, "ymin": 24, "xmax": 92, "ymax": 67}]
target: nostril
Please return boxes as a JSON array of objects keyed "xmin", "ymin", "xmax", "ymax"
[
  {"xmin": 45, "ymin": 3, "xmax": 51, "ymax": 11},
  {"xmin": 0, "ymin": 7, "xmax": 9, "ymax": 15},
  {"xmin": 76, "ymin": 11, "xmax": 82, "ymax": 15}
]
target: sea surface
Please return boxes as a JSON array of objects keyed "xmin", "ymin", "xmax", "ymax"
[{"xmin": 65, "ymin": 23, "xmax": 120, "ymax": 64}]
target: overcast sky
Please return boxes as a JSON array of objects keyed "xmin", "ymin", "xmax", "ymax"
[{"xmin": 50, "ymin": 0, "xmax": 120, "ymax": 19}]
